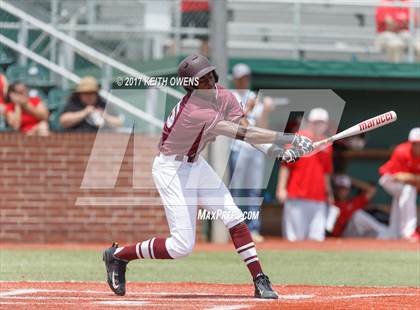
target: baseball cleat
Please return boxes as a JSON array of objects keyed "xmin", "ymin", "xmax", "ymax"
[
  {"xmin": 103, "ymin": 242, "xmax": 128, "ymax": 296},
  {"xmin": 254, "ymin": 273, "xmax": 279, "ymax": 299}
]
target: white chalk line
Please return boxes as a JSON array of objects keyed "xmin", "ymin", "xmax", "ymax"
[
  {"xmin": 0, "ymin": 301, "xmax": 78, "ymax": 305},
  {"xmin": 0, "ymin": 289, "xmax": 40, "ymax": 297},
  {"xmin": 2, "ymin": 295, "xmax": 275, "ymax": 303},
  {"xmin": 0, "ymin": 289, "xmax": 109, "ymax": 296},
  {"xmin": 0, "ymin": 288, "xmax": 269, "ymax": 298}
]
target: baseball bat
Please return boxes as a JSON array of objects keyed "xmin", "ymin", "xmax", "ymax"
[{"xmin": 313, "ymin": 110, "xmax": 397, "ymax": 149}]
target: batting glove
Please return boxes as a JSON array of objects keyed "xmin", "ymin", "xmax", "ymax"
[
  {"xmin": 266, "ymin": 145, "xmax": 284, "ymax": 158},
  {"xmin": 291, "ymin": 135, "xmax": 314, "ymax": 155},
  {"xmin": 281, "ymin": 148, "xmax": 301, "ymax": 163}
]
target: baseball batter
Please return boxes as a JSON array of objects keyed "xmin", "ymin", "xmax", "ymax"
[{"xmin": 103, "ymin": 54, "xmax": 314, "ymax": 299}]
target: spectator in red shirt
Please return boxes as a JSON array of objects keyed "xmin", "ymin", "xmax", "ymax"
[
  {"xmin": 5, "ymin": 81, "xmax": 49, "ymax": 136},
  {"xmin": 181, "ymin": 0, "xmax": 210, "ymax": 56},
  {"xmin": 376, "ymin": 0, "xmax": 420, "ymax": 62},
  {"xmin": 0, "ymin": 73, "xmax": 8, "ymax": 104},
  {"xmin": 331, "ymin": 175, "xmax": 388, "ymax": 238},
  {"xmin": 379, "ymin": 127, "xmax": 420, "ymax": 241},
  {"xmin": 0, "ymin": 74, "xmax": 8, "ymax": 129},
  {"xmin": 276, "ymin": 108, "xmax": 333, "ymax": 241}
]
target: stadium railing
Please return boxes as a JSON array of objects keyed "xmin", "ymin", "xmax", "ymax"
[{"xmin": 0, "ymin": 0, "xmax": 185, "ymax": 133}]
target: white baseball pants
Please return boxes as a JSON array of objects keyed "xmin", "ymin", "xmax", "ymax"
[
  {"xmin": 152, "ymin": 154, "xmax": 244, "ymax": 258},
  {"xmin": 342, "ymin": 210, "xmax": 389, "ymax": 239},
  {"xmin": 379, "ymin": 174, "xmax": 417, "ymax": 239},
  {"xmin": 282, "ymin": 199, "xmax": 327, "ymax": 241}
]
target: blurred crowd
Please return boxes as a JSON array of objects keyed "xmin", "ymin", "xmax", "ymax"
[
  {"xmin": 228, "ymin": 63, "xmax": 420, "ymax": 243},
  {"xmin": 376, "ymin": 0, "xmax": 420, "ymax": 62},
  {"xmin": 180, "ymin": 0, "xmax": 420, "ymax": 62},
  {"xmin": 0, "ymin": 74, "xmax": 123, "ymax": 135}
]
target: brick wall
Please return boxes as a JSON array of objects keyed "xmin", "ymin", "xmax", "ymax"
[{"xmin": 0, "ymin": 133, "xmax": 204, "ymax": 243}]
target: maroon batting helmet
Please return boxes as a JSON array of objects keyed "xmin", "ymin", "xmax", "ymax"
[{"xmin": 178, "ymin": 54, "xmax": 219, "ymax": 91}]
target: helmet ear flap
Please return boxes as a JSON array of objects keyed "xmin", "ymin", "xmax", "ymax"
[{"xmin": 213, "ymin": 71, "xmax": 219, "ymax": 83}]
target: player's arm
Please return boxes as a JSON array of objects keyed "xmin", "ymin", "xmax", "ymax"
[
  {"xmin": 351, "ymin": 177, "xmax": 377, "ymax": 200},
  {"xmin": 6, "ymin": 104, "xmax": 22, "ymax": 130},
  {"xmin": 214, "ymin": 119, "xmax": 313, "ymax": 162},
  {"xmin": 276, "ymin": 165, "xmax": 290, "ymax": 203},
  {"xmin": 237, "ymin": 118, "xmax": 279, "ymax": 156},
  {"xmin": 60, "ymin": 105, "xmax": 94, "ymax": 128},
  {"xmin": 22, "ymin": 100, "xmax": 49, "ymax": 121},
  {"xmin": 214, "ymin": 119, "xmax": 295, "ymax": 146}
]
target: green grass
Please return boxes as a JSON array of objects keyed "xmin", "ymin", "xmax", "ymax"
[{"xmin": 0, "ymin": 249, "xmax": 419, "ymax": 287}]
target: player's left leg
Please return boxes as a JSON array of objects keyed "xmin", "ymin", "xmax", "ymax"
[
  {"xmin": 197, "ymin": 158, "xmax": 278, "ymax": 299},
  {"xmin": 343, "ymin": 210, "xmax": 389, "ymax": 238},
  {"xmin": 103, "ymin": 156, "xmax": 199, "ymax": 296}
]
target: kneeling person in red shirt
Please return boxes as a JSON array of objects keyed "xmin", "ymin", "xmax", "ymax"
[
  {"xmin": 379, "ymin": 127, "xmax": 420, "ymax": 240},
  {"xmin": 332, "ymin": 175, "xmax": 388, "ymax": 238}
]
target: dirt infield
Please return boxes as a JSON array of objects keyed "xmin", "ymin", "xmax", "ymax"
[
  {"xmin": 1, "ymin": 281, "xmax": 419, "ymax": 309},
  {"xmin": 1, "ymin": 239, "xmax": 419, "ymax": 309}
]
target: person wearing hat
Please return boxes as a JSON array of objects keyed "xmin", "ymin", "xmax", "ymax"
[
  {"xmin": 276, "ymin": 107, "xmax": 334, "ymax": 241},
  {"xmin": 331, "ymin": 174, "xmax": 388, "ymax": 238},
  {"xmin": 379, "ymin": 127, "xmax": 420, "ymax": 241},
  {"xmin": 229, "ymin": 63, "xmax": 274, "ymax": 243},
  {"xmin": 60, "ymin": 76, "xmax": 122, "ymax": 132}
]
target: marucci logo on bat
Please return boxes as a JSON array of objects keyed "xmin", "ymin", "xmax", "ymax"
[{"xmin": 359, "ymin": 112, "xmax": 394, "ymax": 131}]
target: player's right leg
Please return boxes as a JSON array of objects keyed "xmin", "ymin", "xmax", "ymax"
[
  {"xmin": 398, "ymin": 184, "xmax": 417, "ymax": 239},
  {"xmin": 103, "ymin": 156, "xmax": 198, "ymax": 295},
  {"xmin": 308, "ymin": 201, "xmax": 327, "ymax": 241}
]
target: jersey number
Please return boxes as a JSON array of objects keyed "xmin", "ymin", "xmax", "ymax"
[{"xmin": 165, "ymin": 101, "xmax": 182, "ymax": 129}]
